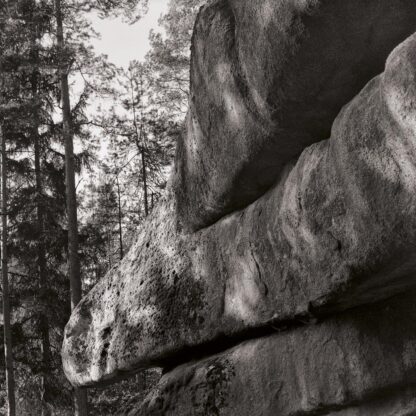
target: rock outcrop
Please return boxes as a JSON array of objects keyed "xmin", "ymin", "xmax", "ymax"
[
  {"xmin": 134, "ymin": 292, "xmax": 416, "ymax": 416},
  {"xmin": 62, "ymin": 1, "xmax": 416, "ymax": 415},
  {"xmin": 175, "ymin": 0, "xmax": 416, "ymax": 231},
  {"xmin": 63, "ymin": 31, "xmax": 416, "ymax": 387}
]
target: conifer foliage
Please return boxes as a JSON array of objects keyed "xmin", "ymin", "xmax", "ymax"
[{"xmin": 0, "ymin": 0, "xmax": 201, "ymax": 414}]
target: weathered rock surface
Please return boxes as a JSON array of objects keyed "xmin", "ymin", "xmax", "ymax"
[
  {"xmin": 63, "ymin": 34, "xmax": 416, "ymax": 387},
  {"xmin": 175, "ymin": 0, "xmax": 416, "ymax": 230},
  {"xmin": 133, "ymin": 293, "xmax": 416, "ymax": 416}
]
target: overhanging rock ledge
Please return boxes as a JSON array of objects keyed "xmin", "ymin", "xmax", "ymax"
[{"xmin": 62, "ymin": 1, "xmax": 416, "ymax": 415}]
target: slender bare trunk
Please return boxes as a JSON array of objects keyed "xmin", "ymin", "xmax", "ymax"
[
  {"xmin": 34, "ymin": 134, "xmax": 52, "ymax": 416},
  {"xmin": 30, "ymin": 24, "xmax": 52, "ymax": 413},
  {"xmin": 128, "ymin": 71, "xmax": 148, "ymax": 216},
  {"xmin": 1, "ymin": 124, "xmax": 16, "ymax": 416},
  {"xmin": 55, "ymin": 0, "xmax": 88, "ymax": 414},
  {"xmin": 115, "ymin": 176, "xmax": 124, "ymax": 259},
  {"xmin": 107, "ymin": 227, "xmax": 112, "ymax": 270},
  {"xmin": 0, "ymin": 8, "xmax": 15, "ymax": 412},
  {"xmin": 140, "ymin": 145, "xmax": 148, "ymax": 216}
]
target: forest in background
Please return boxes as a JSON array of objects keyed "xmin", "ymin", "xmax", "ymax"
[{"xmin": 0, "ymin": 0, "xmax": 204, "ymax": 414}]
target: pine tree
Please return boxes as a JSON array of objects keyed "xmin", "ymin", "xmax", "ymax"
[
  {"xmin": 146, "ymin": 0, "xmax": 205, "ymax": 118},
  {"xmin": 0, "ymin": 1, "xmax": 201, "ymax": 413},
  {"xmin": 1, "ymin": 4, "xmax": 18, "ymax": 414},
  {"xmin": 1, "ymin": 123, "xmax": 16, "ymax": 416},
  {"xmin": 1, "ymin": 1, "xmax": 78, "ymax": 413}
]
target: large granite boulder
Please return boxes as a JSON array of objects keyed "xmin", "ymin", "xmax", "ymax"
[
  {"xmin": 175, "ymin": 0, "xmax": 416, "ymax": 230},
  {"xmin": 63, "ymin": 33, "xmax": 416, "ymax": 388}
]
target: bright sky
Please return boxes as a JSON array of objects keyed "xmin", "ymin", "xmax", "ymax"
[
  {"xmin": 75, "ymin": 1, "xmax": 171, "ymax": 166},
  {"xmin": 90, "ymin": 0, "xmax": 170, "ymax": 68}
]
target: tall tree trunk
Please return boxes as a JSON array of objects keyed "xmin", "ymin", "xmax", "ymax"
[
  {"xmin": 140, "ymin": 145, "xmax": 149, "ymax": 216},
  {"xmin": 116, "ymin": 176, "xmax": 124, "ymax": 259},
  {"xmin": 107, "ymin": 227, "xmax": 112, "ymax": 270},
  {"xmin": 55, "ymin": 0, "xmax": 88, "ymax": 414},
  {"xmin": 129, "ymin": 71, "xmax": 149, "ymax": 216},
  {"xmin": 0, "ymin": 8, "xmax": 15, "ymax": 413},
  {"xmin": 34, "ymin": 134, "xmax": 52, "ymax": 416},
  {"xmin": 1, "ymin": 124, "xmax": 16, "ymax": 416},
  {"xmin": 30, "ymin": 21, "xmax": 52, "ymax": 414}
]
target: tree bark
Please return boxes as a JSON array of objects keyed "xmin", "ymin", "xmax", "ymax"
[
  {"xmin": 140, "ymin": 144, "xmax": 149, "ymax": 216},
  {"xmin": 34, "ymin": 133, "xmax": 52, "ymax": 416},
  {"xmin": 55, "ymin": 0, "xmax": 88, "ymax": 414},
  {"xmin": 1, "ymin": 124, "xmax": 16, "ymax": 416},
  {"xmin": 116, "ymin": 176, "xmax": 124, "ymax": 259},
  {"xmin": 129, "ymin": 70, "xmax": 149, "ymax": 216},
  {"xmin": 0, "ymin": 7, "xmax": 16, "ymax": 413},
  {"xmin": 30, "ymin": 21, "xmax": 52, "ymax": 414}
]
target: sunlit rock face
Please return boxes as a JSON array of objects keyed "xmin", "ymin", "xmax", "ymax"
[
  {"xmin": 133, "ymin": 292, "xmax": 416, "ymax": 416},
  {"xmin": 63, "ymin": 1, "xmax": 416, "ymax": 414},
  {"xmin": 175, "ymin": 0, "xmax": 416, "ymax": 231},
  {"xmin": 63, "ymin": 32, "xmax": 416, "ymax": 389}
]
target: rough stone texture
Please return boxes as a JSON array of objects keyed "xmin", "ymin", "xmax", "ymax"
[
  {"xmin": 132, "ymin": 293, "xmax": 416, "ymax": 416},
  {"xmin": 175, "ymin": 0, "xmax": 416, "ymax": 230},
  {"xmin": 62, "ymin": 1, "xmax": 416, "ymax": 413},
  {"xmin": 63, "ymin": 34, "xmax": 416, "ymax": 387}
]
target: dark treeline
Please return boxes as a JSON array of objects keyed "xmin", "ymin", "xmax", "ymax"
[{"xmin": 0, "ymin": 0, "xmax": 203, "ymax": 414}]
